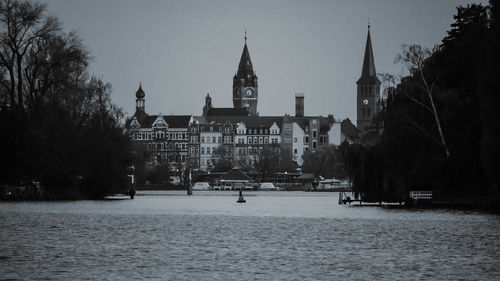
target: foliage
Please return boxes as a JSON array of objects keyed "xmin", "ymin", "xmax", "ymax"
[
  {"xmin": 302, "ymin": 145, "xmax": 345, "ymax": 179},
  {"xmin": 0, "ymin": 0, "xmax": 131, "ymax": 199},
  {"xmin": 211, "ymin": 145, "xmax": 232, "ymax": 172},
  {"xmin": 344, "ymin": 3, "xmax": 499, "ymax": 203}
]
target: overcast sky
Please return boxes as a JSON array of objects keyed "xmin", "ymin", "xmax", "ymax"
[{"xmin": 41, "ymin": 0, "xmax": 486, "ymax": 122}]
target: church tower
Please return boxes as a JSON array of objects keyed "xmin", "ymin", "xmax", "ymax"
[
  {"xmin": 356, "ymin": 25, "xmax": 380, "ymax": 132},
  {"xmin": 233, "ymin": 31, "xmax": 258, "ymax": 116}
]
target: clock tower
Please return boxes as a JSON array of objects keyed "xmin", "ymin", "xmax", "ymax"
[
  {"xmin": 233, "ymin": 32, "xmax": 258, "ymax": 116},
  {"xmin": 356, "ymin": 25, "xmax": 380, "ymax": 132}
]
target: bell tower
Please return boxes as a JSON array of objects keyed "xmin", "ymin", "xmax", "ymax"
[
  {"xmin": 233, "ymin": 31, "xmax": 258, "ymax": 116},
  {"xmin": 356, "ymin": 24, "xmax": 380, "ymax": 132}
]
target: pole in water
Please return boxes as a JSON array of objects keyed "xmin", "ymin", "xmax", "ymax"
[{"xmin": 237, "ymin": 189, "xmax": 246, "ymax": 203}]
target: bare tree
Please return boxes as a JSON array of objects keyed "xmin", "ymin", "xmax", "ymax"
[
  {"xmin": 0, "ymin": 0, "xmax": 88, "ymax": 110},
  {"xmin": 391, "ymin": 44, "xmax": 451, "ymax": 159}
]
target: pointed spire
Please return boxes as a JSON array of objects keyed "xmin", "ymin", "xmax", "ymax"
[
  {"xmin": 357, "ymin": 25, "xmax": 380, "ymax": 84},
  {"xmin": 236, "ymin": 39, "xmax": 255, "ymax": 81},
  {"xmin": 244, "ymin": 29, "xmax": 247, "ymax": 44}
]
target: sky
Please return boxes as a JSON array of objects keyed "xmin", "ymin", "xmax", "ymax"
[{"xmin": 41, "ymin": 0, "xmax": 487, "ymax": 122}]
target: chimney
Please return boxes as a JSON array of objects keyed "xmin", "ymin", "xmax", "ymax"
[{"xmin": 295, "ymin": 93, "xmax": 304, "ymax": 117}]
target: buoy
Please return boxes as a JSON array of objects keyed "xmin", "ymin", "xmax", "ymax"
[{"xmin": 237, "ymin": 189, "xmax": 246, "ymax": 203}]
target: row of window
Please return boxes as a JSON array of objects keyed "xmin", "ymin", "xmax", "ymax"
[
  {"xmin": 147, "ymin": 142, "xmax": 187, "ymax": 151},
  {"xmin": 132, "ymin": 132, "xmax": 187, "ymax": 140},
  {"xmin": 235, "ymin": 128, "xmax": 280, "ymax": 135},
  {"xmin": 190, "ymin": 126, "xmax": 233, "ymax": 134},
  {"xmin": 156, "ymin": 153, "xmax": 186, "ymax": 163}
]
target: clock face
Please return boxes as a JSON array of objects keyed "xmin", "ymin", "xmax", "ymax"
[
  {"xmin": 363, "ymin": 99, "xmax": 369, "ymax": 105},
  {"xmin": 246, "ymin": 88, "xmax": 253, "ymax": 96}
]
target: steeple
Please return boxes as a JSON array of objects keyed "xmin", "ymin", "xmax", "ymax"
[
  {"xmin": 357, "ymin": 25, "xmax": 380, "ymax": 85},
  {"xmin": 233, "ymin": 31, "xmax": 259, "ymax": 116},
  {"xmin": 236, "ymin": 42, "xmax": 255, "ymax": 84}
]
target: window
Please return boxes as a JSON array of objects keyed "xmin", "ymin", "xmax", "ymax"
[
  {"xmin": 294, "ymin": 137, "xmax": 297, "ymax": 143},
  {"xmin": 212, "ymin": 137, "xmax": 216, "ymax": 143},
  {"xmin": 259, "ymin": 137, "xmax": 263, "ymax": 144},
  {"xmin": 294, "ymin": 149, "xmax": 297, "ymax": 154},
  {"xmin": 248, "ymin": 137, "xmax": 252, "ymax": 144},
  {"xmin": 305, "ymin": 136, "xmax": 309, "ymax": 143},
  {"xmin": 265, "ymin": 129, "xmax": 268, "ymax": 134},
  {"xmin": 210, "ymin": 126, "xmax": 213, "ymax": 132},
  {"xmin": 313, "ymin": 141, "xmax": 317, "ymax": 149},
  {"xmin": 253, "ymin": 137, "xmax": 258, "ymax": 144},
  {"xmin": 248, "ymin": 129, "xmax": 252, "ymax": 134},
  {"xmin": 264, "ymin": 137, "xmax": 269, "ymax": 144},
  {"xmin": 259, "ymin": 129, "xmax": 263, "ymax": 134},
  {"xmin": 313, "ymin": 130, "xmax": 317, "ymax": 138},
  {"xmin": 218, "ymin": 137, "xmax": 221, "ymax": 143},
  {"xmin": 201, "ymin": 147, "xmax": 205, "ymax": 154}
]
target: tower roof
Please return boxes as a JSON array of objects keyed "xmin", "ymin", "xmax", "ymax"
[
  {"xmin": 357, "ymin": 27, "xmax": 380, "ymax": 85},
  {"xmin": 136, "ymin": 82, "xmax": 145, "ymax": 98},
  {"xmin": 236, "ymin": 43, "xmax": 255, "ymax": 79}
]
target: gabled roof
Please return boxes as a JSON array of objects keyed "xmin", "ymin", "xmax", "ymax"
[
  {"xmin": 163, "ymin": 115, "xmax": 192, "ymax": 128},
  {"xmin": 206, "ymin": 115, "xmax": 283, "ymax": 128},
  {"xmin": 357, "ymin": 27, "xmax": 380, "ymax": 85},
  {"xmin": 217, "ymin": 168, "xmax": 252, "ymax": 182},
  {"xmin": 128, "ymin": 113, "xmax": 191, "ymax": 129},
  {"xmin": 285, "ymin": 116, "xmax": 334, "ymax": 132},
  {"xmin": 206, "ymin": 107, "xmax": 250, "ymax": 117}
]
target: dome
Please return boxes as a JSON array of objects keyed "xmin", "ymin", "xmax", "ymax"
[{"xmin": 136, "ymin": 83, "xmax": 145, "ymax": 99}]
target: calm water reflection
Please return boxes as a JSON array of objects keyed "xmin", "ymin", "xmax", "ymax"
[{"xmin": 1, "ymin": 191, "xmax": 499, "ymax": 280}]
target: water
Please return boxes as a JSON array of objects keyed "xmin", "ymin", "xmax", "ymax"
[{"xmin": 1, "ymin": 191, "xmax": 499, "ymax": 280}]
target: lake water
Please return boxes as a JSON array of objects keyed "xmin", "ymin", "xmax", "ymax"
[{"xmin": 1, "ymin": 191, "xmax": 499, "ymax": 280}]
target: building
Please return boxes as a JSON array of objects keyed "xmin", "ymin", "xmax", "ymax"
[
  {"xmin": 356, "ymin": 24, "xmax": 381, "ymax": 132},
  {"xmin": 126, "ymin": 33, "xmax": 363, "ymax": 172},
  {"xmin": 127, "ymin": 84, "xmax": 192, "ymax": 170}
]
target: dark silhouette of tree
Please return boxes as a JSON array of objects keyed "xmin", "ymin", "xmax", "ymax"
[{"xmin": 0, "ymin": 0, "xmax": 132, "ymax": 199}]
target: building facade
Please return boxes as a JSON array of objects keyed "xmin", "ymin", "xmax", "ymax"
[{"xmin": 126, "ymin": 34, "xmax": 363, "ymax": 172}]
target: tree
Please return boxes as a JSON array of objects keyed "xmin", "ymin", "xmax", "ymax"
[
  {"xmin": 254, "ymin": 147, "xmax": 279, "ymax": 181},
  {"xmin": 394, "ymin": 44, "xmax": 450, "ymax": 159},
  {"xmin": 302, "ymin": 145, "xmax": 344, "ymax": 179},
  {"xmin": 0, "ymin": 0, "xmax": 131, "ymax": 199},
  {"xmin": 277, "ymin": 147, "xmax": 297, "ymax": 173},
  {"xmin": 0, "ymin": 0, "xmax": 88, "ymax": 110},
  {"xmin": 211, "ymin": 145, "xmax": 232, "ymax": 172}
]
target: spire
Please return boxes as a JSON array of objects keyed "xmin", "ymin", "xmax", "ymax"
[
  {"xmin": 357, "ymin": 25, "xmax": 380, "ymax": 84},
  {"xmin": 244, "ymin": 29, "xmax": 247, "ymax": 44},
  {"xmin": 236, "ymin": 37, "xmax": 255, "ymax": 82}
]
